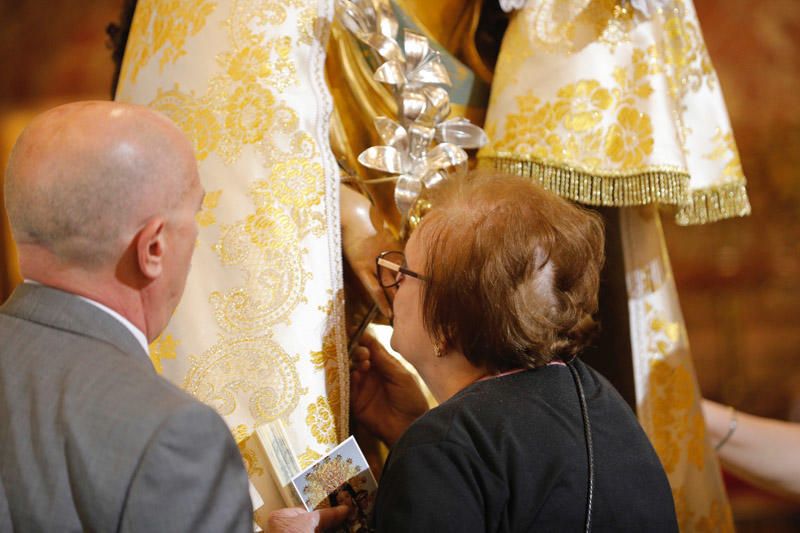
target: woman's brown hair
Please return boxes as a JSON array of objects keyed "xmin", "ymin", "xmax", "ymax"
[{"xmin": 417, "ymin": 171, "xmax": 605, "ymax": 372}]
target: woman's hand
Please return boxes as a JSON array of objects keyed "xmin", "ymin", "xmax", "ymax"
[
  {"xmin": 340, "ymin": 185, "xmax": 398, "ymax": 318},
  {"xmin": 266, "ymin": 506, "xmax": 349, "ymax": 533},
  {"xmin": 351, "ymin": 334, "xmax": 428, "ymax": 446}
]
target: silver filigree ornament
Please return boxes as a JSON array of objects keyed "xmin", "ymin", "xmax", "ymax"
[{"xmin": 335, "ymin": 0, "xmax": 488, "ymax": 221}]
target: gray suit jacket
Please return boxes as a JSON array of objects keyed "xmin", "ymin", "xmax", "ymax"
[{"xmin": 0, "ymin": 284, "xmax": 253, "ymax": 532}]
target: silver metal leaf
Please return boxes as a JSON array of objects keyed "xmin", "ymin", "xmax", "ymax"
[
  {"xmin": 358, "ymin": 145, "xmax": 403, "ymax": 173},
  {"xmin": 412, "ymin": 55, "xmax": 452, "ymax": 86},
  {"xmin": 374, "ymin": 60, "xmax": 406, "ymax": 85},
  {"xmin": 426, "ymin": 143, "xmax": 468, "ymax": 170},
  {"xmin": 395, "ymin": 174, "xmax": 423, "ymax": 216},
  {"xmin": 374, "ymin": 117, "xmax": 408, "ymax": 152},
  {"xmin": 422, "ymin": 170, "xmax": 446, "ymax": 189},
  {"xmin": 423, "ymin": 86, "xmax": 450, "ymax": 123},
  {"xmin": 365, "ymin": 34, "xmax": 403, "ymax": 62},
  {"xmin": 336, "ymin": 0, "xmax": 370, "ymax": 35},
  {"xmin": 435, "ymin": 119, "xmax": 489, "ymax": 149},
  {"xmin": 400, "ymin": 90, "xmax": 427, "ymax": 122},
  {"xmin": 376, "ymin": 1, "xmax": 398, "ymax": 40},
  {"xmin": 407, "ymin": 124, "xmax": 436, "ymax": 160},
  {"xmin": 402, "ymin": 30, "xmax": 430, "ymax": 70}
]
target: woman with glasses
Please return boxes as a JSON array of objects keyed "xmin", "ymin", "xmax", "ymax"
[{"xmin": 348, "ymin": 171, "xmax": 678, "ymax": 532}]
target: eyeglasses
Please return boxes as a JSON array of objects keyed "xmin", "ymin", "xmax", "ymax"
[{"xmin": 375, "ymin": 250, "xmax": 427, "ymax": 303}]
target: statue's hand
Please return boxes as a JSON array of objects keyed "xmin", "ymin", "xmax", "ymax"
[
  {"xmin": 340, "ymin": 185, "xmax": 397, "ymax": 319},
  {"xmin": 351, "ymin": 334, "xmax": 428, "ymax": 447}
]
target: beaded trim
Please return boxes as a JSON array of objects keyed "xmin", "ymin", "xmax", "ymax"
[
  {"xmin": 675, "ymin": 181, "xmax": 751, "ymax": 226},
  {"xmin": 481, "ymin": 155, "xmax": 689, "ymax": 207},
  {"xmin": 480, "ymin": 155, "xmax": 751, "ymax": 226}
]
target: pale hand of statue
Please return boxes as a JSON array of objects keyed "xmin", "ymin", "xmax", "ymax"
[
  {"xmin": 340, "ymin": 185, "xmax": 398, "ymax": 319},
  {"xmin": 351, "ymin": 334, "xmax": 429, "ymax": 447}
]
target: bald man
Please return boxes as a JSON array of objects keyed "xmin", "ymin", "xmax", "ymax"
[{"xmin": 0, "ymin": 101, "xmax": 253, "ymax": 532}]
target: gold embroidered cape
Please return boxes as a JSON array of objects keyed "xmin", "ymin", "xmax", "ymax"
[
  {"xmin": 478, "ymin": 0, "xmax": 750, "ymax": 226},
  {"xmin": 115, "ymin": 0, "xmax": 349, "ymax": 516}
]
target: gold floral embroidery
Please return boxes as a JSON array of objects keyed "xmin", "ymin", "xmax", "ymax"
[
  {"xmin": 694, "ymin": 498, "xmax": 734, "ymax": 533},
  {"xmin": 646, "ymin": 359, "xmax": 691, "ymax": 473},
  {"xmin": 554, "ymin": 80, "xmax": 612, "ymax": 133},
  {"xmin": 252, "ymin": 158, "xmax": 326, "ymax": 238},
  {"xmin": 671, "ymin": 486, "xmax": 690, "ymax": 531},
  {"xmin": 196, "ymin": 190, "xmax": 223, "ymax": 227},
  {"xmin": 210, "ymin": 172, "xmax": 312, "ymax": 333},
  {"xmin": 232, "ymin": 424, "xmax": 249, "ymax": 443},
  {"xmin": 297, "ymin": 8, "xmax": 330, "ymax": 47},
  {"xmin": 604, "ymin": 107, "xmax": 654, "ymax": 166},
  {"xmin": 489, "ymin": 10, "xmax": 535, "ymax": 101},
  {"xmin": 297, "ymin": 447, "xmax": 322, "ymax": 469},
  {"xmin": 635, "ymin": 303, "xmax": 733, "ymax": 530},
  {"xmin": 183, "ymin": 335, "xmax": 305, "ymax": 424},
  {"xmin": 148, "ymin": 334, "xmax": 179, "ymax": 374},
  {"xmin": 480, "ymin": 0, "xmax": 749, "ymax": 226},
  {"xmin": 687, "ymin": 409, "xmax": 706, "ymax": 469},
  {"xmin": 225, "ymin": 45, "xmax": 273, "ymax": 82},
  {"xmin": 309, "ymin": 293, "xmax": 349, "ymax": 438},
  {"xmin": 306, "ymin": 396, "xmax": 338, "ymax": 445},
  {"xmin": 659, "ymin": 0, "xmax": 716, "ymax": 99},
  {"xmin": 704, "ymin": 129, "xmax": 746, "ymax": 181},
  {"xmin": 148, "ymin": 87, "xmax": 223, "ymax": 161},
  {"xmin": 525, "ymin": 0, "xmax": 610, "ymax": 53},
  {"xmin": 487, "ymin": 44, "xmax": 655, "ymax": 172},
  {"xmin": 638, "ymin": 302, "xmax": 705, "ymax": 478},
  {"xmin": 148, "ymin": 1, "xmax": 304, "ymax": 164},
  {"xmin": 122, "ymin": 0, "xmax": 347, "ymax": 467},
  {"xmin": 244, "ymin": 208, "xmax": 295, "ymax": 251},
  {"xmin": 233, "ymin": 424, "xmax": 265, "ymax": 477},
  {"xmin": 229, "ymin": 83, "xmax": 276, "ymax": 139},
  {"xmin": 119, "ymin": 0, "xmax": 217, "ymax": 86}
]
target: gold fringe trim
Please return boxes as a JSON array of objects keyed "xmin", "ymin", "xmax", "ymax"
[
  {"xmin": 675, "ymin": 181, "xmax": 751, "ymax": 226},
  {"xmin": 481, "ymin": 155, "xmax": 690, "ymax": 208}
]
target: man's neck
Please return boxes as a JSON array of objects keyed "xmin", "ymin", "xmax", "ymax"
[{"xmin": 20, "ymin": 250, "xmax": 148, "ymax": 341}]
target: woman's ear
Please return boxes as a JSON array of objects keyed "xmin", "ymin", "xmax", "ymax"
[{"xmin": 136, "ymin": 217, "xmax": 166, "ymax": 280}]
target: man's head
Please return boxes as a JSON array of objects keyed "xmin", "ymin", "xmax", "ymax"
[{"xmin": 4, "ymin": 101, "xmax": 203, "ymax": 340}]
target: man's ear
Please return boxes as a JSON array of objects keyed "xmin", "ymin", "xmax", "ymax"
[{"xmin": 136, "ymin": 217, "xmax": 166, "ymax": 280}]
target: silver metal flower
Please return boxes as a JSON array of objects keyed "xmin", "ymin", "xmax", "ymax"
[
  {"xmin": 373, "ymin": 30, "xmax": 451, "ymax": 89},
  {"xmin": 336, "ymin": 0, "xmax": 400, "ymax": 61},
  {"xmin": 358, "ymin": 117, "xmax": 469, "ymax": 216},
  {"xmin": 334, "ymin": 0, "xmax": 490, "ymax": 222}
]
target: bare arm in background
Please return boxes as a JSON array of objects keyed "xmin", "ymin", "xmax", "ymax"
[{"xmin": 703, "ymin": 399, "xmax": 800, "ymax": 501}]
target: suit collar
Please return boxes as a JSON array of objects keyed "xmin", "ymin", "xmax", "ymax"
[{"xmin": 1, "ymin": 283, "xmax": 153, "ymax": 371}]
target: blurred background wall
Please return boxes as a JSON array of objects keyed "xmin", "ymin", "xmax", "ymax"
[
  {"xmin": 0, "ymin": 0, "xmax": 798, "ymax": 529},
  {"xmin": 0, "ymin": 0, "xmax": 121, "ymax": 296}
]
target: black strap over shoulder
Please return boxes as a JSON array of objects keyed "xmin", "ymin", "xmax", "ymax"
[{"xmin": 567, "ymin": 360, "xmax": 594, "ymax": 533}]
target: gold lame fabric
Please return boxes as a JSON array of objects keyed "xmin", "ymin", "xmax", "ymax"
[
  {"xmin": 621, "ymin": 205, "xmax": 734, "ymax": 531},
  {"xmin": 115, "ymin": 0, "xmax": 349, "ymax": 513},
  {"xmin": 479, "ymin": 0, "xmax": 750, "ymax": 225}
]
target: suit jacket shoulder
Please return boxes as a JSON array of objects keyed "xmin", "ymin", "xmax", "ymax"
[{"xmin": 0, "ymin": 284, "xmax": 251, "ymax": 532}]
